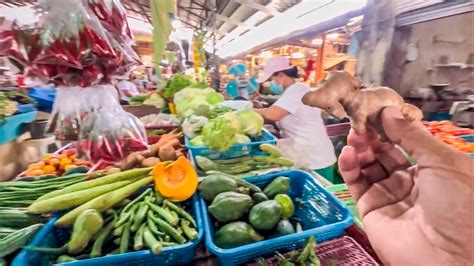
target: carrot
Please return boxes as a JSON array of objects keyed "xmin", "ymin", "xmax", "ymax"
[
  {"xmin": 156, "ymin": 134, "xmax": 177, "ymax": 147},
  {"xmin": 55, "ymin": 176, "xmax": 153, "ymax": 227},
  {"xmin": 28, "ymin": 180, "xmax": 133, "ymax": 214},
  {"xmin": 35, "ymin": 167, "xmax": 152, "ymax": 202}
]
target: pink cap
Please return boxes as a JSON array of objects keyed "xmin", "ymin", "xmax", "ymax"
[{"xmin": 257, "ymin": 56, "xmax": 292, "ymax": 83}]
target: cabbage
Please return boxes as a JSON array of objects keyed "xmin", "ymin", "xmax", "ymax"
[
  {"xmin": 174, "ymin": 88, "xmax": 224, "ymax": 118},
  {"xmin": 207, "ymin": 91, "xmax": 224, "ymax": 105},
  {"xmin": 237, "ymin": 110, "xmax": 264, "ymax": 136},
  {"xmin": 221, "ymin": 111, "xmax": 241, "ymax": 131},
  {"xmin": 202, "ymin": 115, "xmax": 240, "ymax": 152},
  {"xmin": 182, "ymin": 115, "xmax": 209, "ymax": 138},
  {"xmin": 189, "ymin": 135, "xmax": 205, "ymax": 146},
  {"xmin": 143, "ymin": 92, "xmax": 165, "ymax": 108},
  {"xmin": 232, "ymin": 134, "xmax": 251, "ymax": 144}
]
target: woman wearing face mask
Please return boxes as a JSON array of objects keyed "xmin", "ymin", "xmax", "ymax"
[{"xmin": 255, "ymin": 56, "xmax": 337, "ymax": 182}]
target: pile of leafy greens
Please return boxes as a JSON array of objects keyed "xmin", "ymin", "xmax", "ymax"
[
  {"xmin": 174, "ymin": 87, "xmax": 224, "ymax": 118},
  {"xmin": 163, "ymin": 74, "xmax": 192, "ymax": 99},
  {"xmin": 189, "ymin": 110, "xmax": 264, "ymax": 152}
]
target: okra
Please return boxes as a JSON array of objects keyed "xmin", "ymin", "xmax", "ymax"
[
  {"xmin": 133, "ymin": 224, "xmax": 146, "ymax": 250},
  {"xmin": 121, "ymin": 188, "xmax": 152, "ymax": 215},
  {"xmin": 180, "ymin": 220, "xmax": 198, "ymax": 241},
  {"xmin": 131, "ymin": 202, "xmax": 149, "ymax": 232},
  {"xmin": 148, "ymin": 213, "xmax": 186, "ymax": 244},
  {"xmin": 143, "ymin": 228, "xmax": 162, "ymax": 255},
  {"xmin": 146, "ymin": 215, "xmax": 164, "ymax": 237},
  {"xmin": 163, "ymin": 200, "xmax": 196, "ymax": 227},
  {"xmin": 119, "ymin": 220, "xmax": 132, "ymax": 253},
  {"xmin": 147, "ymin": 202, "xmax": 178, "ymax": 226},
  {"xmin": 91, "ymin": 221, "xmax": 115, "ymax": 257},
  {"xmin": 155, "ymin": 191, "xmax": 164, "ymax": 205}
]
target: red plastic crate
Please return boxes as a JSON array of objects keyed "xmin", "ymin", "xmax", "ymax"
[
  {"xmin": 345, "ymin": 224, "xmax": 381, "ymax": 263},
  {"xmin": 247, "ymin": 236, "xmax": 378, "ymax": 265},
  {"xmin": 326, "ymin": 123, "xmax": 351, "ymax": 136}
]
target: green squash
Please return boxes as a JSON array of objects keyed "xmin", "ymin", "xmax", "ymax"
[
  {"xmin": 252, "ymin": 192, "xmax": 268, "ymax": 204},
  {"xmin": 263, "ymin": 176, "xmax": 290, "ymax": 199},
  {"xmin": 274, "ymin": 194, "xmax": 294, "ymax": 218},
  {"xmin": 249, "ymin": 200, "xmax": 282, "ymax": 231},
  {"xmin": 68, "ymin": 209, "xmax": 103, "ymax": 254},
  {"xmin": 198, "ymin": 175, "xmax": 239, "ymax": 202},
  {"xmin": 215, "ymin": 222, "xmax": 263, "ymax": 248},
  {"xmin": 275, "ymin": 219, "xmax": 295, "ymax": 236},
  {"xmin": 208, "ymin": 192, "xmax": 253, "ymax": 222}
]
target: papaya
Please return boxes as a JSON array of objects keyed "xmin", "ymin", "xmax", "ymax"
[
  {"xmin": 215, "ymin": 221, "xmax": 263, "ymax": 248},
  {"xmin": 252, "ymin": 192, "xmax": 268, "ymax": 204},
  {"xmin": 198, "ymin": 175, "xmax": 239, "ymax": 202},
  {"xmin": 249, "ymin": 200, "xmax": 282, "ymax": 231},
  {"xmin": 275, "ymin": 219, "xmax": 295, "ymax": 236},
  {"xmin": 263, "ymin": 176, "xmax": 290, "ymax": 199},
  {"xmin": 274, "ymin": 194, "xmax": 294, "ymax": 218},
  {"xmin": 208, "ymin": 192, "xmax": 253, "ymax": 222}
]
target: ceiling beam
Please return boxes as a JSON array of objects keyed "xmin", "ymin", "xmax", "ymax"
[
  {"xmin": 190, "ymin": 0, "xmax": 211, "ymax": 12},
  {"xmin": 214, "ymin": 13, "xmax": 246, "ymax": 26},
  {"xmin": 232, "ymin": 0, "xmax": 276, "ymax": 15},
  {"xmin": 180, "ymin": 6, "xmax": 206, "ymax": 20}
]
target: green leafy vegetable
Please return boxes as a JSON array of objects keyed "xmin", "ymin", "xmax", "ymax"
[
  {"xmin": 163, "ymin": 74, "xmax": 192, "ymax": 99},
  {"xmin": 237, "ymin": 110, "xmax": 264, "ymax": 136}
]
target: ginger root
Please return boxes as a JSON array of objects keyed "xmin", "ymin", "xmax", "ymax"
[{"xmin": 302, "ymin": 71, "xmax": 423, "ymax": 135}]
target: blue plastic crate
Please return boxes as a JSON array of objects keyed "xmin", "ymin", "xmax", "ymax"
[
  {"xmin": 459, "ymin": 134, "xmax": 474, "ymax": 143},
  {"xmin": 12, "ymin": 194, "xmax": 204, "ymax": 266},
  {"xmin": 28, "ymin": 86, "xmax": 56, "ymax": 113},
  {"xmin": 0, "ymin": 111, "xmax": 36, "ymax": 144},
  {"xmin": 185, "ymin": 129, "xmax": 277, "ymax": 160},
  {"xmin": 201, "ymin": 170, "xmax": 354, "ymax": 266}
]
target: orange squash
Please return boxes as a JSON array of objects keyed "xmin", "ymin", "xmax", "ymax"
[{"xmin": 152, "ymin": 157, "xmax": 198, "ymax": 202}]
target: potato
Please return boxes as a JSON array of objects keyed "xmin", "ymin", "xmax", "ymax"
[
  {"xmin": 141, "ymin": 157, "xmax": 161, "ymax": 167},
  {"xmin": 121, "ymin": 152, "xmax": 140, "ymax": 170},
  {"xmin": 150, "ymin": 144, "xmax": 160, "ymax": 157}
]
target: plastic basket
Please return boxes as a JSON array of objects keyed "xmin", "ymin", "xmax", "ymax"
[
  {"xmin": 459, "ymin": 134, "xmax": 474, "ymax": 143},
  {"xmin": 12, "ymin": 194, "xmax": 204, "ymax": 266},
  {"xmin": 326, "ymin": 184, "xmax": 364, "ymax": 229},
  {"xmin": 247, "ymin": 236, "xmax": 378, "ymax": 265},
  {"xmin": 201, "ymin": 170, "xmax": 354, "ymax": 266},
  {"xmin": 28, "ymin": 86, "xmax": 56, "ymax": 113},
  {"xmin": 185, "ymin": 129, "xmax": 277, "ymax": 160},
  {"xmin": 345, "ymin": 224, "xmax": 381, "ymax": 263},
  {"xmin": 325, "ymin": 122, "xmax": 351, "ymax": 137},
  {"xmin": 0, "ymin": 111, "xmax": 36, "ymax": 144}
]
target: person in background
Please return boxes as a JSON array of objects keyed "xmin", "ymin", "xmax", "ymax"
[
  {"xmin": 254, "ymin": 56, "xmax": 337, "ymax": 181},
  {"xmin": 116, "ymin": 76, "xmax": 140, "ymax": 105}
]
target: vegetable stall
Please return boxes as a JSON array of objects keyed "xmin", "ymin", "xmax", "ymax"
[{"xmin": 1, "ymin": 1, "xmax": 472, "ymax": 266}]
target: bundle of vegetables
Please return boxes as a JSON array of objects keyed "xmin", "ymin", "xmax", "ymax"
[
  {"xmin": 26, "ymin": 187, "xmax": 198, "ymax": 263},
  {"xmin": 174, "ymin": 87, "xmax": 224, "ymax": 118},
  {"xmin": 199, "ymin": 174, "xmax": 300, "ymax": 249},
  {"xmin": 18, "ymin": 148, "xmax": 91, "ymax": 179},
  {"xmin": 140, "ymin": 113, "xmax": 179, "ymax": 127},
  {"xmin": 424, "ymin": 120, "xmax": 474, "ymax": 136},
  {"xmin": 0, "ymin": 208, "xmax": 43, "ymax": 259},
  {"xmin": 252, "ymin": 236, "xmax": 321, "ymax": 266},
  {"xmin": 0, "ymin": 173, "xmax": 89, "ymax": 208},
  {"xmin": 163, "ymin": 74, "xmax": 193, "ymax": 99},
  {"xmin": 195, "ymin": 144, "xmax": 293, "ymax": 175},
  {"xmin": 129, "ymin": 92, "xmax": 166, "ymax": 108},
  {"xmin": 0, "ymin": 91, "xmax": 18, "ymax": 124},
  {"xmin": 188, "ymin": 110, "xmax": 264, "ymax": 152}
]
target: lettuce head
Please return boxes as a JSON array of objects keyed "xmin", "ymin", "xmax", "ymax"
[{"xmin": 237, "ymin": 110, "xmax": 264, "ymax": 136}]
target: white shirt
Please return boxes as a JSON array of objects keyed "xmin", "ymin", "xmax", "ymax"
[
  {"xmin": 273, "ymin": 82, "xmax": 337, "ymax": 169},
  {"xmin": 117, "ymin": 80, "xmax": 139, "ymax": 101}
]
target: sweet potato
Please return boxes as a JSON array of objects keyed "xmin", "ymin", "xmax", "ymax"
[
  {"xmin": 159, "ymin": 146, "xmax": 177, "ymax": 161},
  {"xmin": 141, "ymin": 157, "xmax": 161, "ymax": 167}
]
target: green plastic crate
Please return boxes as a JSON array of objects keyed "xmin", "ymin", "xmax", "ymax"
[{"xmin": 326, "ymin": 184, "xmax": 364, "ymax": 229}]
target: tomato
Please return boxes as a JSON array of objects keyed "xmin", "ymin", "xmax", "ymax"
[{"xmin": 43, "ymin": 165, "xmax": 57, "ymax": 174}]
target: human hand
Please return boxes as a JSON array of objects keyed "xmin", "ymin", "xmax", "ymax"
[{"xmin": 338, "ymin": 107, "xmax": 473, "ymax": 265}]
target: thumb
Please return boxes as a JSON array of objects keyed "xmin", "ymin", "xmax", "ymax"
[{"xmin": 381, "ymin": 106, "xmax": 463, "ymax": 165}]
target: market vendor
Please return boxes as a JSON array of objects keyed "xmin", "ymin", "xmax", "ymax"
[
  {"xmin": 255, "ymin": 56, "xmax": 337, "ymax": 181},
  {"xmin": 116, "ymin": 76, "xmax": 140, "ymax": 105}
]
